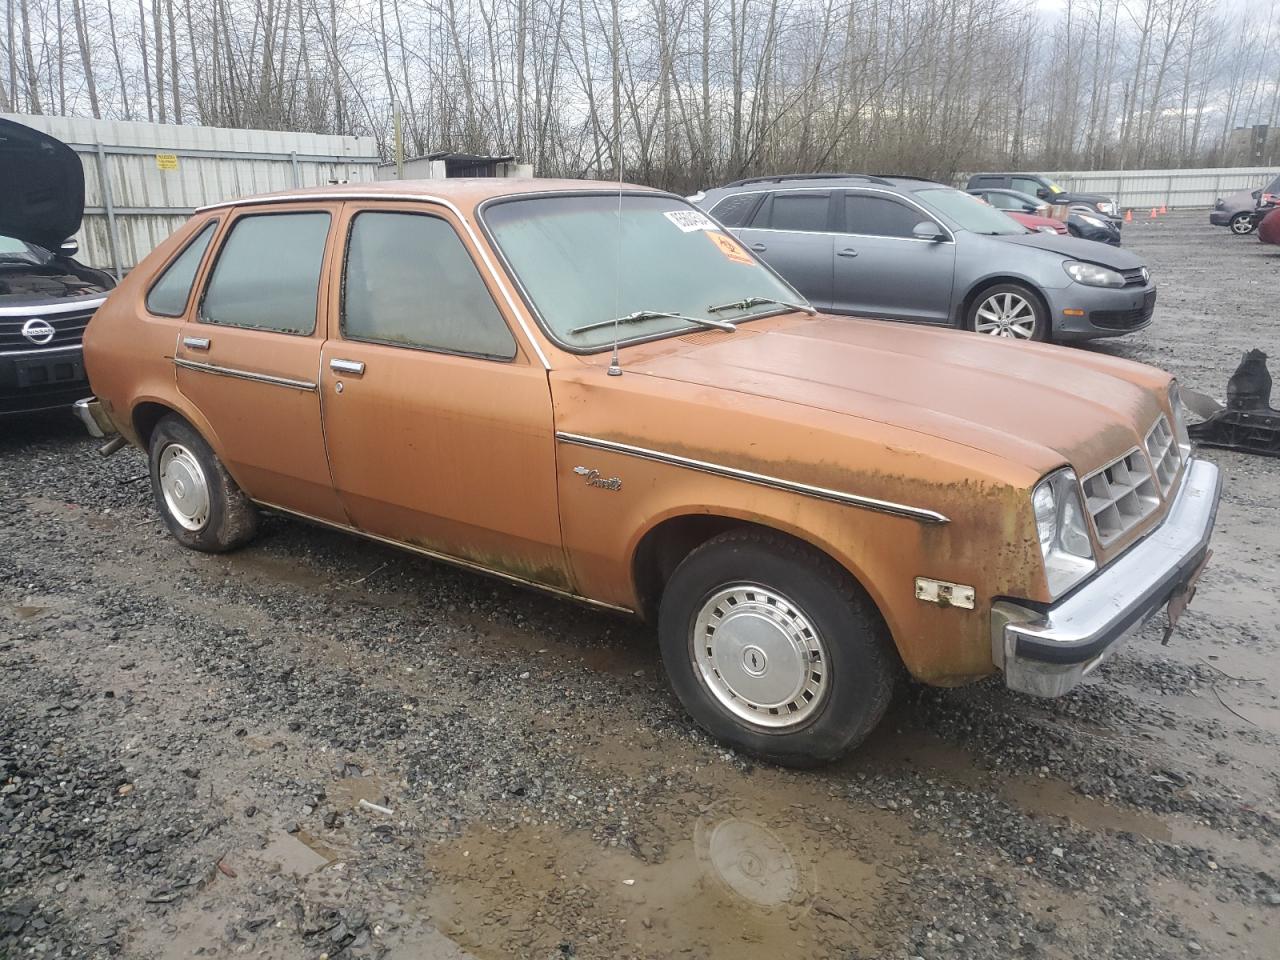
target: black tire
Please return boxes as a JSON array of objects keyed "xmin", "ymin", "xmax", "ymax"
[
  {"xmin": 148, "ymin": 414, "xmax": 258, "ymax": 553},
  {"xmin": 966, "ymin": 282, "xmax": 1049, "ymax": 342},
  {"xmin": 1229, "ymin": 212, "xmax": 1256, "ymax": 235},
  {"xmin": 657, "ymin": 528, "xmax": 898, "ymax": 767}
]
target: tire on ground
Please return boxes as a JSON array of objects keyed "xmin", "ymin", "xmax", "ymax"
[
  {"xmin": 966, "ymin": 282, "xmax": 1049, "ymax": 342},
  {"xmin": 657, "ymin": 527, "xmax": 898, "ymax": 767},
  {"xmin": 148, "ymin": 414, "xmax": 259, "ymax": 553}
]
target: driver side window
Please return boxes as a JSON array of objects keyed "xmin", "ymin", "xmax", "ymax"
[{"xmin": 1012, "ymin": 177, "xmax": 1044, "ymax": 197}]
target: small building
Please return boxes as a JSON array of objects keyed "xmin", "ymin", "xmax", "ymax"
[{"xmin": 376, "ymin": 150, "xmax": 533, "ymax": 180}]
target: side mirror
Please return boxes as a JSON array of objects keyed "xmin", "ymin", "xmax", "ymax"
[
  {"xmin": 59, "ymin": 238, "xmax": 79, "ymax": 257},
  {"xmin": 912, "ymin": 221, "xmax": 945, "ymax": 241}
]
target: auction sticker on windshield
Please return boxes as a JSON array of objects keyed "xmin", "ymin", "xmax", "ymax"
[
  {"xmin": 707, "ymin": 232, "xmax": 755, "ymax": 265},
  {"xmin": 663, "ymin": 210, "xmax": 716, "ymax": 232}
]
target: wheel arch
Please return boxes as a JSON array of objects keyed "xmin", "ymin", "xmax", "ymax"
[{"xmin": 957, "ymin": 275, "xmax": 1052, "ymax": 333}]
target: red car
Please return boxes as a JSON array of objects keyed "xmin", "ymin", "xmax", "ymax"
[
  {"xmin": 1006, "ymin": 210, "xmax": 1069, "ymax": 236},
  {"xmin": 1259, "ymin": 206, "xmax": 1280, "ymax": 245}
]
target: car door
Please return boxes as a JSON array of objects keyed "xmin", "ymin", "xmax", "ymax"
[
  {"xmin": 317, "ymin": 202, "xmax": 571, "ymax": 590},
  {"xmin": 732, "ymin": 189, "xmax": 835, "ymax": 310},
  {"xmin": 174, "ymin": 203, "xmax": 349, "ymax": 523},
  {"xmin": 829, "ymin": 190, "xmax": 956, "ymax": 325}
]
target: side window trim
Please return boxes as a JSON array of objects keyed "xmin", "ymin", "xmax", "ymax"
[
  {"xmin": 195, "ymin": 209, "xmax": 332, "ymax": 336},
  {"xmin": 144, "ymin": 218, "xmax": 220, "ymax": 318},
  {"xmin": 338, "ymin": 207, "xmax": 518, "ymax": 363}
]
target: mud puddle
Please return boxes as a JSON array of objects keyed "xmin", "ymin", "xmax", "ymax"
[{"xmin": 424, "ymin": 798, "xmax": 890, "ymax": 959}]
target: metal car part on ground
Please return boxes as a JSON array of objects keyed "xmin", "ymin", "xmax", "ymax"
[
  {"xmin": 78, "ymin": 178, "xmax": 1218, "ymax": 766},
  {"xmin": 1185, "ymin": 349, "xmax": 1280, "ymax": 457}
]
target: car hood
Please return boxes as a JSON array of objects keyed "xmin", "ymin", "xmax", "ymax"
[
  {"xmin": 629, "ymin": 315, "xmax": 1167, "ymax": 477},
  {"xmin": 994, "ymin": 231, "xmax": 1142, "ymax": 268},
  {"xmin": 1058, "ymin": 191, "xmax": 1112, "ymax": 205},
  {"xmin": 0, "ymin": 117, "xmax": 85, "ymax": 250}
]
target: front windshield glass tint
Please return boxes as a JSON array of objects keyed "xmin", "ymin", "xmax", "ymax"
[
  {"xmin": 483, "ymin": 194, "xmax": 805, "ymax": 351},
  {"xmin": 917, "ymin": 188, "xmax": 1027, "ymax": 235}
]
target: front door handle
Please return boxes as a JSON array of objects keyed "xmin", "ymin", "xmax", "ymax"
[
  {"xmin": 329, "ymin": 358, "xmax": 365, "ymax": 376},
  {"xmin": 837, "ymin": 248, "xmax": 859, "ymax": 258},
  {"xmin": 749, "ymin": 243, "xmax": 767, "ymax": 252},
  {"xmin": 182, "ymin": 336, "xmax": 210, "ymax": 350}
]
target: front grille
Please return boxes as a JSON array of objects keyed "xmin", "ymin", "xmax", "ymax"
[
  {"xmin": 1145, "ymin": 416, "xmax": 1181, "ymax": 493},
  {"xmin": 0, "ymin": 308, "xmax": 96, "ymax": 351},
  {"xmin": 1082, "ymin": 448, "xmax": 1161, "ymax": 546},
  {"xmin": 1092, "ymin": 290, "xmax": 1156, "ymax": 330}
]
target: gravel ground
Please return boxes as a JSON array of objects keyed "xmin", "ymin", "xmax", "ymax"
[{"xmin": 2, "ymin": 210, "xmax": 1278, "ymax": 960}]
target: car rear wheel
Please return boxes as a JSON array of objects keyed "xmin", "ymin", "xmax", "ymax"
[
  {"xmin": 1229, "ymin": 212, "xmax": 1256, "ymax": 235},
  {"xmin": 148, "ymin": 414, "xmax": 259, "ymax": 552},
  {"xmin": 967, "ymin": 283, "xmax": 1048, "ymax": 341},
  {"xmin": 657, "ymin": 528, "xmax": 897, "ymax": 766}
]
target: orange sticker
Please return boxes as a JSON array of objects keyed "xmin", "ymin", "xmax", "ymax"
[{"xmin": 707, "ymin": 231, "xmax": 755, "ymax": 265}]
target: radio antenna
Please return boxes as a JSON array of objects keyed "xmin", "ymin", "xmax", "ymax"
[{"xmin": 607, "ymin": 0, "xmax": 623, "ymax": 377}]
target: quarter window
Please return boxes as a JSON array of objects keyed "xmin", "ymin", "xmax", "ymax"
[
  {"xmin": 200, "ymin": 211, "xmax": 330, "ymax": 334},
  {"xmin": 145, "ymin": 221, "xmax": 217, "ymax": 317},
  {"xmin": 342, "ymin": 211, "xmax": 515, "ymax": 360},
  {"xmin": 843, "ymin": 194, "xmax": 926, "ymax": 238},
  {"xmin": 766, "ymin": 192, "xmax": 830, "ymax": 232},
  {"xmin": 709, "ymin": 193, "xmax": 762, "ymax": 228}
]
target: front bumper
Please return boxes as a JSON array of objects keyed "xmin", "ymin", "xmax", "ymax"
[
  {"xmin": 993, "ymin": 457, "xmax": 1221, "ymax": 698},
  {"xmin": 1048, "ymin": 281, "xmax": 1157, "ymax": 340},
  {"xmin": 1209, "ymin": 209, "xmax": 1232, "ymax": 226},
  {"xmin": 0, "ymin": 344, "xmax": 90, "ymax": 416}
]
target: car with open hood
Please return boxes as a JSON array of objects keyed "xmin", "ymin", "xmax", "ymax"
[
  {"xmin": 0, "ymin": 117, "xmax": 115, "ymax": 417},
  {"xmin": 77, "ymin": 179, "xmax": 1220, "ymax": 765},
  {"xmin": 693, "ymin": 175, "xmax": 1154, "ymax": 341}
]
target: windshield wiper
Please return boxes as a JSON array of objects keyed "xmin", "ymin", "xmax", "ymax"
[
  {"xmin": 570, "ymin": 309, "xmax": 736, "ymax": 336},
  {"xmin": 706, "ymin": 295, "xmax": 815, "ymax": 316}
]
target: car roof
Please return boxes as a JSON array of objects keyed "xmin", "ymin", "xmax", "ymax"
[
  {"xmin": 708, "ymin": 174, "xmax": 946, "ymax": 194},
  {"xmin": 196, "ymin": 177, "xmax": 665, "ymax": 213}
]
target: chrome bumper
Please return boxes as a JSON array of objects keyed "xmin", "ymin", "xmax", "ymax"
[
  {"xmin": 74, "ymin": 396, "xmax": 117, "ymax": 439},
  {"xmin": 994, "ymin": 457, "xmax": 1221, "ymax": 697}
]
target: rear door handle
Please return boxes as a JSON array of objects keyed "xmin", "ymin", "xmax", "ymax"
[
  {"xmin": 182, "ymin": 336, "xmax": 210, "ymax": 350},
  {"xmin": 837, "ymin": 248, "xmax": 859, "ymax": 258},
  {"xmin": 329, "ymin": 358, "xmax": 365, "ymax": 376},
  {"xmin": 749, "ymin": 243, "xmax": 767, "ymax": 252}
]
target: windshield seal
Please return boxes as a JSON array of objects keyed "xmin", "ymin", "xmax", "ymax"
[{"xmin": 477, "ymin": 190, "xmax": 809, "ymax": 355}]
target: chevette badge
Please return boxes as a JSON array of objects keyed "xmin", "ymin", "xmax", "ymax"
[
  {"xmin": 573, "ymin": 466, "xmax": 622, "ymax": 491},
  {"xmin": 21, "ymin": 318, "xmax": 56, "ymax": 345}
]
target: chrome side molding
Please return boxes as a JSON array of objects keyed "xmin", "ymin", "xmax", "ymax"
[
  {"xmin": 173, "ymin": 357, "xmax": 317, "ymax": 391},
  {"xmin": 555, "ymin": 432, "xmax": 950, "ymax": 524}
]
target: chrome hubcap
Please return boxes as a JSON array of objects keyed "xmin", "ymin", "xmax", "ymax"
[
  {"xmin": 692, "ymin": 585, "xmax": 828, "ymax": 729},
  {"xmin": 975, "ymin": 292, "xmax": 1037, "ymax": 339},
  {"xmin": 159, "ymin": 443, "xmax": 210, "ymax": 531},
  {"xmin": 1231, "ymin": 216, "xmax": 1252, "ymax": 234}
]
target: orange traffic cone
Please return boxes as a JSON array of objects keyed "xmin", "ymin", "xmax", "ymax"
[
  {"xmin": 1125, "ymin": 209, "xmax": 1133, "ymax": 222},
  {"xmin": 1150, "ymin": 207, "xmax": 1158, "ymax": 219},
  {"xmin": 1159, "ymin": 203, "xmax": 1167, "ymax": 214}
]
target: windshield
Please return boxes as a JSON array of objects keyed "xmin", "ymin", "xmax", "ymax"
[
  {"xmin": 482, "ymin": 193, "xmax": 807, "ymax": 351},
  {"xmin": 916, "ymin": 188, "xmax": 1027, "ymax": 235},
  {"xmin": 0, "ymin": 234, "xmax": 43, "ymax": 263}
]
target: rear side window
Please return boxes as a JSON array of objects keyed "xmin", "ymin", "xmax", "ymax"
[
  {"xmin": 709, "ymin": 193, "xmax": 762, "ymax": 228},
  {"xmin": 766, "ymin": 192, "xmax": 830, "ymax": 232},
  {"xmin": 200, "ymin": 212, "xmax": 330, "ymax": 334},
  {"xmin": 984, "ymin": 193, "xmax": 1020, "ymax": 210},
  {"xmin": 342, "ymin": 211, "xmax": 516, "ymax": 360},
  {"xmin": 844, "ymin": 194, "xmax": 925, "ymax": 238},
  {"xmin": 1011, "ymin": 177, "xmax": 1044, "ymax": 196},
  {"xmin": 146, "ymin": 221, "xmax": 217, "ymax": 317}
]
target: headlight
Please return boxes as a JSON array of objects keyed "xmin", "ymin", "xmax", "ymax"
[
  {"xmin": 1078, "ymin": 214, "xmax": 1106, "ymax": 228},
  {"xmin": 1098, "ymin": 201, "xmax": 1117, "ymax": 215},
  {"xmin": 1031, "ymin": 468, "xmax": 1097, "ymax": 598},
  {"xmin": 1168, "ymin": 381, "xmax": 1192, "ymax": 458},
  {"xmin": 1064, "ymin": 260, "xmax": 1125, "ymax": 287},
  {"xmin": 1036, "ymin": 225, "xmax": 1059, "ymax": 233}
]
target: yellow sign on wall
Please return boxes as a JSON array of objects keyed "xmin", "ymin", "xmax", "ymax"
[{"xmin": 155, "ymin": 153, "xmax": 179, "ymax": 171}]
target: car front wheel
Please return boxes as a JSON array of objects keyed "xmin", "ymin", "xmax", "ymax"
[
  {"xmin": 658, "ymin": 529, "xmax": 897, "ymax": 766},
  {"xmin": 148, "ymin": 414, "xmax": 259, "ymax": 552},
  {"xmin": 967, "ymin": 283, "xmax": 1048, "ymax": 341},
  {"xmin": 1229, "ymin": 212, "xmax": 1256, "ymax": 235}
]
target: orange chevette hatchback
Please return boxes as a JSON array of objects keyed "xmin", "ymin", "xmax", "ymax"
[{"xmin": 79, "ymin": 179, "xmax": 1220, "ymax": 765}]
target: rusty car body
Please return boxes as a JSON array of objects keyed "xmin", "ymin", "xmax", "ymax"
[{"xmin": 78, "ymin": 179, "xmax": 1221, "ymax": 764}]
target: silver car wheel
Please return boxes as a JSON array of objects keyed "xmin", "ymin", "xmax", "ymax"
[
  {"xmin": 974, "ymin": 292, "xmax": 1038, "ymax": 339},
  {"xmin": 159, "ymin": 443, "xmax": 211, "ymax": 531},
  {"xmin": 1230, "ymin": 214, "xmax": 1255, "ymax": 235},
  {"xmin": 692, "ymin": 584, "xmax": 829, "ymax": 729}
]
